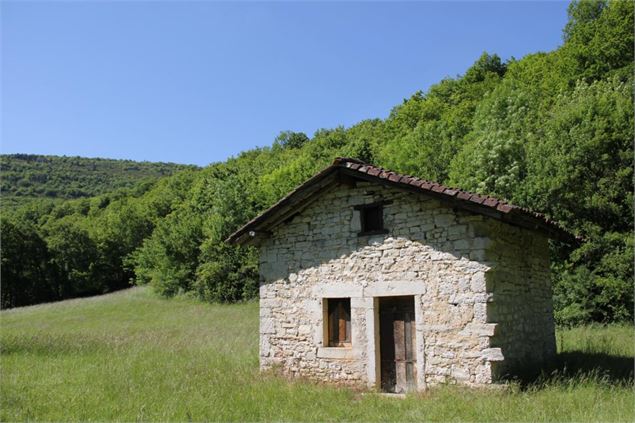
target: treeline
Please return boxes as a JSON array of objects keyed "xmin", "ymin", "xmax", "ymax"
[
  {"xmin": 2, "ymin": 1, "xmax": 632, "ymax": 326},
  {"xmin": 1, "ymin": 154, "xmax": 195, "ymax": 208},
  {"xmin": 1, "ymin": 172, "xmax": 198, "ymax": 306}
]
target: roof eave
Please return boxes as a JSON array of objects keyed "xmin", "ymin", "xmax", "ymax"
[{"xmin": 226, "ymin": 158, "xmax": 579, "ymax": 246}]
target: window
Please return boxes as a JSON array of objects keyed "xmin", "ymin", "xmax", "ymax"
[
  {"xmin": 326, "ymin": 298, "xmax": 351, "ymax": 347},
  {"xmin": 355, "ymin": 202, "xmax": 388, "ymax": 235},
  {"xmin": 362, "ymin": 205, "xmax": 383, "ymax": 232}
]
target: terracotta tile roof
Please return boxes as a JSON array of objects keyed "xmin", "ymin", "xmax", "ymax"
[
  {"xmin": 227, "ymin": 157, "xmax": 579, "ymax": 245},
  {"xmin": 336, "ymin": 158, "xmax": 540, "ymax": 219}
]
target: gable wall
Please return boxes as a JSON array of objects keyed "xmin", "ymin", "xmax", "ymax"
[{"xmin": 258, "ymin": 180, "xmax": 553, "ymax": 388}]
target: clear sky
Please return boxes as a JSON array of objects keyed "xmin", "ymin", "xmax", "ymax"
[{"xmin": 2, "ymin": 1, "xmax": 570, "ymax": 166}]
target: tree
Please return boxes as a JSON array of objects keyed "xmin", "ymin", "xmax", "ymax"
[
  {"xmin": 562, "ymin": 0, "xmax": 634, "ymax": 82},
  {"xmin": 524, "ymin": 77, "xmax": 634, "ymax": 324},
  {"xmin": 130, "ymin": 208, "xmax": 203, "ymax": 297},
  {"xmin": 44, "ymin": 218, "xmax": 101, "ymax": 298},
  {"xmin": 448, "ymin": 80, "xmax": 539, "ymax": 201},
  {"xmin": 0, "ymin": 217, "xmax": 55, "ymax": 308},
  {"xmin": 273, "ymin": 131, "xmax": 310, "ymax": 150}
]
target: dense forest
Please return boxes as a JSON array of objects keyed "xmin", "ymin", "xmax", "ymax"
[
  {"xmin": 2, "ymin": 0, "xmax": 633, "ymax": 326},
  {"xmin": 1, "ymin": 154, "xmax": 194, "ymax": 208}
]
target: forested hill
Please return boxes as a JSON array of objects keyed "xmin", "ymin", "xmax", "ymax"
[
  {"xmin": 2, "ymin": 1, "xmax": 633, "ymax": 326},
  {"xmin": 1, "ymin": 154, "xmax": 195, "ymax": 207}
]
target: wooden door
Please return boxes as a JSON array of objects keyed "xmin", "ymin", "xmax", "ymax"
[{"xmin": 379, "ymin": 296, "xmax": 416, "ymax": 393}]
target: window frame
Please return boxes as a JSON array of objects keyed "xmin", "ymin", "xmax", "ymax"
[
  {"xmin": 354, "ymin": 202, "xmax": 389, "ymax": 236},
  {"xmin": 324, "ymin": 298, "xmax": 352, "ymax": 348}
]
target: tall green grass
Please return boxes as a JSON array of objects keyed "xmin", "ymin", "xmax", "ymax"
[{"xmin": 1, "ymin": 287, "xmax": 633, "ymax": 422}]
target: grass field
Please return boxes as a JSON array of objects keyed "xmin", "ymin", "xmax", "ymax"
[{"xmin": 1, "ymin": 287, "xmax": 633, "ymax": 422}]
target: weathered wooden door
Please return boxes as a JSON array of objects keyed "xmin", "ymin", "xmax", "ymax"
[{"xmin": 379, "ymin": 296, "xmax": 416, "ymax": 393}]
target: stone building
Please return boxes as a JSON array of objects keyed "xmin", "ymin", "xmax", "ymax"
[{"xmin": 227, "ymin": 158, "xmax": 576, "ymax": 392}]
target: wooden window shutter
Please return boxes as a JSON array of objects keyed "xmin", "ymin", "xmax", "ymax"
[{"xmin": 327, "ymin": 298, "xmax": 351, "ymax": 347}]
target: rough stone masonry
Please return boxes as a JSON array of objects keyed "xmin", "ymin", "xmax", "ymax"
[{"xmin": 228, "ymin": 159, "xmax": 569, "ymax": 391}]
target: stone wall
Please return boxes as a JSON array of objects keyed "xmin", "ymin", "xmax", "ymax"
[
  {"xmin": 485, "ymin": 223, "xmax": 556, "ymax": 379},
  {"xmin": 258, "ymin": 180, "xmax": 554, "ymax": 389}
]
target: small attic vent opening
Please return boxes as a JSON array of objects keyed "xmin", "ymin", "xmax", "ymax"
[
  {"xmin": 363, "ymin": 206, "xmax": 383, "ymax": 232},
  {"xmin": 355, "ymin": 202, "xmax": 389, "ymax": 236}
]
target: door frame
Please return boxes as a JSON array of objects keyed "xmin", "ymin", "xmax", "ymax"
[{"xmin": 372, "ymin": 294, "xmax": 426, "ymax": 392}]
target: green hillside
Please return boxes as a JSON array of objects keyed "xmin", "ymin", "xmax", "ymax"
[
  {"xmin": 1, "ymin": 154, "xmax": 195, "ymax": 207},
  {"xmin": 1, "ymin": 287, "xmax": 632, "ymax": 421}
]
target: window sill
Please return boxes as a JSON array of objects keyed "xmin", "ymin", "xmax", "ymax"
[
  {"xmin": 357, "ymin": 229, "xmax": 389, "ymax": 237},
  {"xmin": 317, "ymin": 347, "xmax": 354, "ymax": 360}
]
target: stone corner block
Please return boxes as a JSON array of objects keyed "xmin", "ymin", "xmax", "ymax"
[{"xmin": 482, "ymin": 348, "xmax": 504, "ymax": 362}]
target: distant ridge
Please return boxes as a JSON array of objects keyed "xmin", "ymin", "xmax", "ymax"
[{"xmin": 1, "ymin": 154, "xmax": 198, "ymax": 207}]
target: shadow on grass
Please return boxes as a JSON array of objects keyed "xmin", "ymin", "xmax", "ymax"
[
  {"xmin": 508, "ymin": 352, "xmax": 635, "ymax": 389},
  {"xmin": 554, "ymin": 351, "xmax": 634, "ymax": 383}
]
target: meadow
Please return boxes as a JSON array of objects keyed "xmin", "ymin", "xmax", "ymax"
[{"xmin": 1, "ymin": 287, "xmax": 633, "ymax": 422}]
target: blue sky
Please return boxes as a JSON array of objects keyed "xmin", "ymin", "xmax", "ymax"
[{"xmin": 2, "ymin": 1, "xmax": 569, "ymax": 166}]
